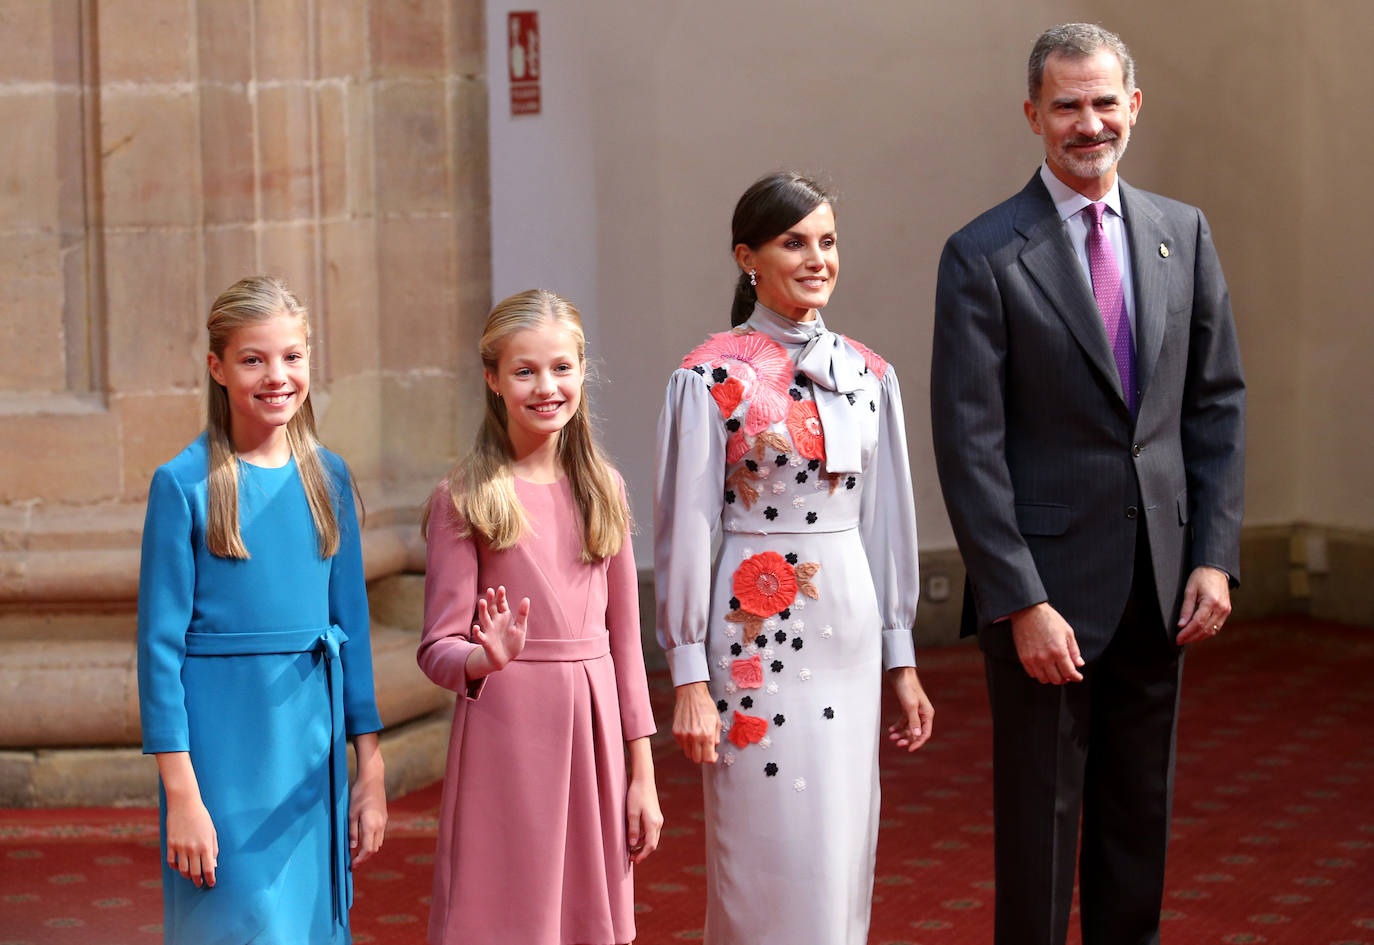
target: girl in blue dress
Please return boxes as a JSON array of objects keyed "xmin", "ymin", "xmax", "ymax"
[{"xmin": 137, "ymin": 276, "xmax": 388, "ymax": 944}]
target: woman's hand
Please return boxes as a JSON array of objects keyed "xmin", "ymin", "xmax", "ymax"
[
  {"xmin": 625, "ymin": 738, "xmax": 663, "ymax": 864},
  {"xmin": 465, "ymin": 585, "xmax": 531, "ymax": 681},
  {"xmin": 156, "ymin": 752, "xmax": 218, "ymax": 888},
  {"xmin": 349, "ymin": 732, "xmax": 387, "ymax": 867},
  {"xmin": 672, "ymin": 681, "xmax": 722, "ymax": 764},
  {"xmin": 886, "ymin": 666, "xmax": 934, "ymax": 752}
]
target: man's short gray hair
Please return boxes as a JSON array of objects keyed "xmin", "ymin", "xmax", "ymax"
[{"xmin": 1028, "ymin": 23, "xmax": 1135, "ymax": 103}]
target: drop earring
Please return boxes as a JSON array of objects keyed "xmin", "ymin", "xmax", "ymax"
[{"xmin": 748, "ymin": 269, "xmax": 757, "ymax": 287}]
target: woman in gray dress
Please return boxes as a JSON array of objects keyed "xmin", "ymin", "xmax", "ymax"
[{"xmin": 654, "ymin": 172, "xmax": 935, "ymax": 945}]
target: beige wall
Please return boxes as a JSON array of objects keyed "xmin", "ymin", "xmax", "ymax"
[
  {"xmin": 490, "ymin": 0, "xmax": 1373, "ymax": 561},
  {"xmin": 1294, "ymin": 1, "xmax": 1374, "ymax": 527}
]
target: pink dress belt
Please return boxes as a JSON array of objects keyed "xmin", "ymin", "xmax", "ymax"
[{"xmin": 513, "ymin": 632, "xmax": 610, "ymax": 662}]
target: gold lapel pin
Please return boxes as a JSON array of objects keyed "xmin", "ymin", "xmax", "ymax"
[{"xmin": 1159, "ymin": 243, "xmax": 1170, "ymax": 258}]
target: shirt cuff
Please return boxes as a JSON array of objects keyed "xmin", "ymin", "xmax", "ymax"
[
  {"xmin": 665, "ymin": 642, "xmax": 710, "ymax": 687},
  {"xmin": 881, "ymin": 627, "xmax": 917, "ymax": 670}
]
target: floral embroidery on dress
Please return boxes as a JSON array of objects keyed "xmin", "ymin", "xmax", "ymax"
[
  {"xmin": 711, "ymin": 376, "xmax": 745, "ymax": 419},
  {"xmin": 839, "ymin": 335, "xmax": 890, "ymax": 379},
  {"xmin": 785, "ymin": 400, "xmax": 826, "ymax": 462},
  {"xmin": 726, "ymin": 466, "xmax": 760, "ymax": 509},
  {"xmin": 681, "ymin": 330, "xmax": 793, "ymax": 435},
  {"xmin": 729, "ymin": 711, "xmax": 768, "ymax": 748},
  {"xmin": 731, "ymin": 654, "xmax": 763, "ymax": 689},
  {"xmin": 794, "ymin": 562, "xmax": 820, "ymax": 600},
  {"xmin": 733, "ymin": 551, "xmax": 798, "ymax": 617}
]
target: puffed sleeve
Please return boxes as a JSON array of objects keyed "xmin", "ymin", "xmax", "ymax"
[
  {"xmin": 328, "ymin": 457, "xmax": 384, "ymax": 736},
  {"xmin": 653, "ymin": 367, "xmax": 727, "ymax": 687},
  {"xmin": 858, "ymin": 367, "xmax": 919, "ymax": 670},
  {"xmin": 604, "ymin": 473, "xmax": 656, "ymax": 740},
  {"xmin": 137, "ymin": 466, "xmax": 195, "ymax": 754},
  {"xmin": 417, "ymin": 482, "xmax": 485, "ymax": 700}
]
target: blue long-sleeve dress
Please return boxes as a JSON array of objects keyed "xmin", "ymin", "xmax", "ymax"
[{"xmin": 137, "ymin": 433, "xmax": 383, "ymax": 944}]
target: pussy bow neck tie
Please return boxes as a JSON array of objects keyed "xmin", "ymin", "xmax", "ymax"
[{"xmin": 752, "ymin": 306, "xmax": 868, "ymax": 474}]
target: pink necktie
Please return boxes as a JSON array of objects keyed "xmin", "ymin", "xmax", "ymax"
[{"xmin": 1085, "ymin": 202, "xmax": 1137, "ymax": 415}]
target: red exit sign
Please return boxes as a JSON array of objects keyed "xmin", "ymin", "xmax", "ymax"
[{"xmin": 508, "ymin": 11, "xmax": 540, "ymax": 116}]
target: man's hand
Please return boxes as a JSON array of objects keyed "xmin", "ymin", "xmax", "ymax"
[
  {"xmin": 1010, "ymin": 602, "xmax": 1084, "ymax": 684},
  {"xmin": 1175, "ymin": 566, "xmax": 1232, "ymax": 645}
]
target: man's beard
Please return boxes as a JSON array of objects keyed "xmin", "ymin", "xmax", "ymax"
[{"xmin": 1058, "ymin": 130, "xmax": 1129, "ymax": 180}]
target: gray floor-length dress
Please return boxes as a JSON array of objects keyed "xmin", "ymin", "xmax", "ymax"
[{"xmin": 655, "ymin": 304, "xmax": 920, "ymax": 945}]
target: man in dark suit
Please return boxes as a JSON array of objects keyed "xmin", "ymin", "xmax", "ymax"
[{"xmin": 930, "ymin": 23, "xmax": 1245, "ymax": 945}]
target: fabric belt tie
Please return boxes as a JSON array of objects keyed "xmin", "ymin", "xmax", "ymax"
[
  {"xmin": 183, "ymin": 625, "xmax": 352, "ymax": 922},
  {"xmin": 513, "ymin": 633, "xmax": 610, "ymax": 662},
  {"xmin": 795, "ymin": 331, "xmax": 867, "ymax": 474}
]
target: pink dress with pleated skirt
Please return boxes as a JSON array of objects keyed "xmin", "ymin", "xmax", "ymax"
[{"xmin": 418, "ymin": 475, "xmax": 655, "ymax": 945}]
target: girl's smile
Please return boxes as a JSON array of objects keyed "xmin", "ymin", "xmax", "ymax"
[
  {"xmin": 485, "ymin": 320, "xmax": 585, "ymax": 462},
  {"xmin": 207, "ymin": 312, "xmax": 310, "ymax": 459}
]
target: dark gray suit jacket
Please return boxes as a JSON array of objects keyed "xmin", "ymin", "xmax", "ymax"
[{"xmin": 931, "ymin": 171, "xmax": 1245, "ymax": 662}]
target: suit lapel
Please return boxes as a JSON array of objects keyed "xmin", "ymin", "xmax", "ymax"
[
  {"xmin": 1014, "ymin": 175, "xmax": 1124, "ymax": 403},
  {"xmin": 1120, "ymin": 181, "xmax": 1171, "ymax": 403}
]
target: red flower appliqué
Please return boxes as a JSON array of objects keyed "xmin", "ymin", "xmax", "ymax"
[
  {"xmin": 729, "ymin": 711, "xmax": 769, "ymax": 748},
  {"xmin": 710, "ymin": 376, "xmax": 744, "ymax": 418},
  {"xmin": 785, "ymin": 400, "xmax": 826, "ymax": 462},
  {"xmin": 681, "ymin": 331, "xmax": 792, "ymax": 435},
  {"xmin": 731, "ymin": 655, "xmax": 763, "ymax": 689},
  {"xmin": 733, "ymin": 551, "xmax": 798, "ymax": 617},
  {"xmin": 725, "ymin": 430, "xmax": 750, "ymax": 465}
]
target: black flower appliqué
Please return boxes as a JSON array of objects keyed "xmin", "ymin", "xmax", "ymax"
[
  {"xmin": 764, "ymin": 506, "xmax": 778, "ymax": 521},
  {"xmin": 806, "ymin": 512, "xmax": 818, "ymax": 524},
  {"xmin": 823, "ymin": 706, "xmax": 835, "ymax": 720},
  {"xmin": 712, "ymin": 367, "xmax": 728, "ymax": 383},
  {"xmin": 773, "ymin": 714, "xmax": 786, "ymax": 726},
  {"xmin": 764, "ymin": 762, "xmax": 778, "ymax": 777},
  {"xmin": 770, "ymin": 660, "xmax": 784, "ymax": 673}
]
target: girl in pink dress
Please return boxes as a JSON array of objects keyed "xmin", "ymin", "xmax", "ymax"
[{"xmin": 418, "ymin": 289, "xmax": 661, "ymax": 945}]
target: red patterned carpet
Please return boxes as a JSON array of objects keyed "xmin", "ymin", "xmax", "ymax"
[{"xmin": 3, "ymin": 617, "xmax": 1372, "ymax": 945}]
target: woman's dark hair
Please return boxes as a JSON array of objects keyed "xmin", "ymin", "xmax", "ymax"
[{"xmin": 730, "ymin": 172, "xmax": 833, "ymax": 327}]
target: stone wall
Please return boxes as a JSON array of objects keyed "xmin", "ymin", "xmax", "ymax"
[{"xmin": 0, "ymin": 0, "xmax": 490, "ymax": 804}]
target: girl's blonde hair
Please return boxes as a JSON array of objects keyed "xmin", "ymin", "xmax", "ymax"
[
  {"xmin": 424, "ymin": 289, "xmax": 627, "ymax": 562},
  {"xmin": 205, "ymin": 276, "xmax": 341, "ymax": 559}
]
